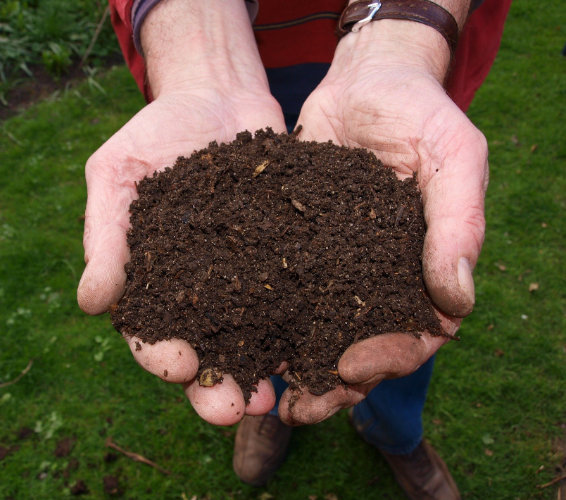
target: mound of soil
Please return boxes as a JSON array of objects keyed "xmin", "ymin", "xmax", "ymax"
[{"xmin": 110, "ymin": 129, "xmax": 443, "ymax": 402}]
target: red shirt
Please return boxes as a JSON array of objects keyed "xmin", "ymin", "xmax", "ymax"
[{"xmin": 109, "ymin": 0, "xmax": 511, "ymax": 111}]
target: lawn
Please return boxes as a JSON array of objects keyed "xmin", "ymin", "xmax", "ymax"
[{"xmin": 1, "ymin": 0, "xmax": 565, "ymax": 498}]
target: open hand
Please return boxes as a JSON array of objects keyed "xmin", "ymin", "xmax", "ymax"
[
  {"xmin": 78, "ymin": 87, "xmax": 286, "ymax": 425},
  {"xmin": 277, "ymin": 22, "xmax": 488, "ymax": 425}
]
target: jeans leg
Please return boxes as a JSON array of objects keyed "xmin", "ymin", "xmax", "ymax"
[
  {"xmin": 269, "ymin": 375, "xmax": 289, "ymax": 416},
  {"xmin": 351, "ymin": 356, "xmax": 436, "ymax": 455}
]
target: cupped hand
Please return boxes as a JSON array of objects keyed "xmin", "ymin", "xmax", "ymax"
[
  {"xmin": 77, "ymin": 87, "xmax": 286, "ymax": 425},
  {"xmin": 277, "ymin": 24, "xmax": 488, "ymax": 425}
]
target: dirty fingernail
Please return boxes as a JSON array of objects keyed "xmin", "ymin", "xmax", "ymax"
[{"xmin": 457, "ymin": 257, "xmax": 475, "ymax": 311}]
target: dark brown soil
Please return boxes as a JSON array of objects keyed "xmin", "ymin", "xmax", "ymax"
[
  {"xmin": 70, "ymin": 479, "xmax": 89, "ymax": 496},
  {"xmin": 54, "ymin": 437, "xmax": 75, "ymax": 458},
  {"xmin": 111, "ymin": 129, "xmax": 443, "ymax": 402},
  {"xmin": 103, "ymin": 475, "xmax": 122, "ymax": 496}
]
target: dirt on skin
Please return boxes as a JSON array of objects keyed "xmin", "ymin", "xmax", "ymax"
[{"xmin": 110, "ymin": 128, "xmax": 444, "ymax": 402}]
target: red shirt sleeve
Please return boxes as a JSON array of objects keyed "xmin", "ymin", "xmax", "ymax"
[
  {"xmin": 254, "ymin": 0, "xmax": 512, "ymax": 112},
  {"xmin": 109, "ymin": 0, "xmax": 149, "ymax": 100},
  {"xmin": 108, "ymin": 0, "xmax": 511, "ymax": 111},
  {"xmin": 446, "ymin": 0, "xmax": 512, "ymax": 111}
]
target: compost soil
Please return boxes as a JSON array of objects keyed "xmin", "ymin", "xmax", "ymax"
[{"xmin": 111, "ymin": 129, "xmax": 443, "ymax": 402}]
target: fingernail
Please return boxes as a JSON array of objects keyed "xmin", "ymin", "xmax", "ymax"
[{"xmin": 457, "ymin": 257, "xmax": 475, "ymax": 311}]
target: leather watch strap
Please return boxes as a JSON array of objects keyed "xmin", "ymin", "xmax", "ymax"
[{"xmin": 337, "ymin": 0, "xmax": 459, "ymax": 58}]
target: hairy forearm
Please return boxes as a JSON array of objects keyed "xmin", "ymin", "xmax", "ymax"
[
  {"xmin": 140, "ymin": 0, "xmax": 269, "ymax": 98},
  {"xmin": 340, "ymin": 0, "xmax": 472, "ymax": 81}
]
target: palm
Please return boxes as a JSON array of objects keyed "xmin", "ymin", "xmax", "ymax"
[
  {"xmin": 298, "ymin": 66, "xmax": 487, "ymax": 317},
  {"xmin": 78, "ymin": 89, "xmax": 285, "ymax": 425},
  {"xmin": 277, "ymin": 67, "xmax": 488, "ymax": 425},
  {"xmin": 299, "ymin": 68, "xmax": 474, "ymax": 176}
]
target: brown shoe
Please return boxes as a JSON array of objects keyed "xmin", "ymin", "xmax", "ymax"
[
  {"xmin": 380, "ymin": 440, "xmax": 461, "ymax": 500},
  {"xmin": 233, "ymin": 415, "xmax": 293, "ymax": 486},
  {"xmin": 348, "ymin": 408, "xmax": 460, "ymax": 500}
]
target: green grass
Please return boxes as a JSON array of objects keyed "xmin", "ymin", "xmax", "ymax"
[{"xmin": 1, "ymin": 0, "xmax": 565, "ymax": 498}]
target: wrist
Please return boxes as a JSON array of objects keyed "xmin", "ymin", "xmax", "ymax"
[
  {"xmin": 338, "ymin": 0, "xmax": 471, "ymax": 82},
  {"xmin": 338, "ymin": 19, "xmax": 451, "ymax": 82},
  {"xmin": 141, "ymin": 0, "xmax": 270, "ymax": 98}
]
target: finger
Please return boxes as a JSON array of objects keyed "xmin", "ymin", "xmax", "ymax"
[
  {"xmin": 126, "ymin": 336, "xmax": 198, "ymax": 383},
  {"xmin": 274, "ymin": 361, "xmax": 289, "ymax": 375},
  {"xmin": 184, "ymin": 374, "xmax": 246, "ymax": 426},
  {"xmin": 277, "ymin": 384, "xmax": 366, "ymax": 426},
  {"xmin": 338, "ymin": 332, "xmax": 448, "ymax": 385},
  {"xmin": 419, "ymin": 115, "xmax": 488, "ymax": 317},
  {"xmin": 244, "ymin": 378, "xmax": 276, "ymax": 416}
]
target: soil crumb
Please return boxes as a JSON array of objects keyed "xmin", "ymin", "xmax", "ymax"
[
  {"xmin": 54, "ymin": 437, "xmax": 75, "ymax": 458},
  {"xmin": 103, "ymin": 475, "xmax": 122, "ymax": 496},
  {"xmin": 111, "ymin": 129, "xmax": 443, "ymax": 402},
  {"xmin": 70, "ymin": 479, "xmax": 89, "ymax": 496}
]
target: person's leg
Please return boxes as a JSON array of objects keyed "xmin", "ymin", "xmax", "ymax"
[
  {"xmin": 233, "ymin": 375, "xmax": 292, "ymax": 486},
  {"xmin": 349, "ymin": 356, "xmax": 460, "ymax": 500},
  {"xmin": 238, "ymin": 358, "xmax": 434, "ymax": 483},
  {"xmin": 351, "ymin": 356, "xmax": 435, "ymax": 454},
  {"xmin": 268, "ymin": 375, "xmax": 288, "ymax": 416}
]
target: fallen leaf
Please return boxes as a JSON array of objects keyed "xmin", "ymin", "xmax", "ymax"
[
  {"xmin": 530, "ymin": 144, "xmax": 538, "ymax": 153},
  {"xmin": 495, "ymin": 262, "xmax": 507, "ymax": 271},
  {"xmin": 485, "ymin": 448, "xmax": 494, "ymax": 456},
  {"xmin": 529, "ymin": 282, "xmax": 539, "ymax": 292},
  {"xmin": 494, "ymin": 349, "xmax": 505, "ymax": 357},
  {"xmin": 482, "ymin": 434, "xmax": 495, "ymax": 445}
]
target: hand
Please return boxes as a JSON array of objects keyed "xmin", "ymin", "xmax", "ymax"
[
  {"xmin": 78, "ymin": 86, "xmax": 286, "ymax": 425},
  {"xmin": 277, "ymin": 20, "xmax": 488, "ymax": 425},
  {"xmin": 78, "ymin": 0, "xmax": 287, "ymax": 426}
]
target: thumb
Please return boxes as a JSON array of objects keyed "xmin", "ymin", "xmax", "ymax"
[
  {"xmin": 421, "ymin": 126, "xmax": 488, "ymax": 318},
  {"xmin": 77, "ymin": 155, "xmax": 138, "ymax": 315},
  {"xmin": 77, "ymin": 224, "xmax": 129, "ymax": 315}
]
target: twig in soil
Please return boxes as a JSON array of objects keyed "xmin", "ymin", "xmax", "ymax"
[
  {"xmin": 105, "ymin": 437, "xmax": 171, "ymax": 475},
  {"xmin": 0, "ymin": 359, "xmax": 33, "ymax": 389},
  {"xmin": 291, "ymin": 124, "xmax": 303, "ymax": 137},
  {"xmin": 394, "ymin": 204, "xmax": 405, "ymax": 227},
  {"xmin": 537, "ymin": 471, "xmax": 566, "ymax": 489}
]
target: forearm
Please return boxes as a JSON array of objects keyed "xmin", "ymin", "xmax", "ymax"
[{"xmin": 141, "ymin": 0, "xmax": 269, "ymax": 98}]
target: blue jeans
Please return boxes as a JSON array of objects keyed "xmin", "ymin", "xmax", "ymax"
[
  {"xmin": 265, "ymin": 64, "xmax": 435, "ymax": 456},
  {"xmin": 268, "ymin": 357, "xmax": 435, "ymax": 455}
]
